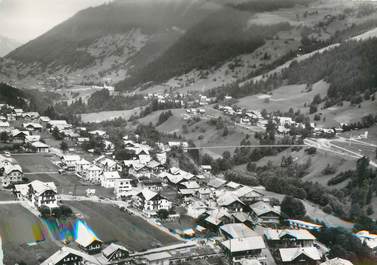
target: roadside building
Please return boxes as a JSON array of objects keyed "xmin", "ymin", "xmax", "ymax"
[
  {"xmin": 100, "ymin": 171, "xmax": 121, "ymax": 188},
  {"xmin": 114, "ymin": 178, "xmax": 133, "ymax": 199}
]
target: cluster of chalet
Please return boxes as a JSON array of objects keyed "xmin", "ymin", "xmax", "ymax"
[
  {"xmin": 0, "ymin": 104, "xmax": 50, "ymax": 152},
  {"xmin": 144, "ymin": 91, "xmax": 215, "ymax": 107},
  {"xmin": 0, "ymin": 154, "xmax": 23, "ymax": 187}
]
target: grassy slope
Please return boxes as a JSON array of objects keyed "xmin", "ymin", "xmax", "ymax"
[
  {"xmin": 65, "ymin": 201, "xmax": 180, "ymax": 251},
  {"xmin": 0, "ymin": 205, "xmax": 59, "ymax": 264}
]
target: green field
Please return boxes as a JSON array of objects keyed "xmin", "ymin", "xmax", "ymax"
[
  {"xmin": 65, "ymin": 201, "xmax": 180, "ymax": 251},
  {"xmin": 0, "ymin": 204, "xmax": 59, "ymax": 264}
]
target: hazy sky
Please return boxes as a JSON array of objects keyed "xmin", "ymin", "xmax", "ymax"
[{"xmin": 0, "ymin": 0, "xmax": 108, "ymax": 43}]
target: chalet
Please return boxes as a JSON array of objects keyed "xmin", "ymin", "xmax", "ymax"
[
  {"xmin": 22, "ymin": 112, "xmax": 40, "ymax": 121},
  {"xmin": 75, "ymin": 220, "xmax": 103, "ymax": 254},
  {"xmin": 75, "ymin": 159, "xmax": 91, "ymax": 174},
  {"xmin": 114, "ymin": 178, "xmax": 133, "ymax": 199},
  {"xmin": 40, "ymin": 247, "xmax": 100, "ymax": 265},
  {"xmin": 221, "ymin": 236, "xmax": 266, "ymax": 264},
  {"xmin": 11, "ymin": 129, "xmax": 29, "ymax": 142},
  {"xmin": 219, "ymin": 223, "xmax": 258, "ymax": 239},
  {"xmin": 100, "ymin": 171, "xmax": 121, "ymax": 188},
  {"xmin": 234, "ymin": 186, "xmax": 263, "ymax": 205},
  {"xmin": 129, "ymin": 162, "xmax": 150, "ymax": 179},
  {"xmin": 31, "ymin": 141, "xmax": 49, "ymax": 153},
  {"xmin": 203, "ymin": 209, "xmax": 233, "ymax": 231},
  {"xmin": 278, "ymin": 247, "xmax": 322, "ymax": 265},
  {"xmin": 1, "ymin": 163, "xmax": 23, "ymax": 187},
  {"xmin": 62, "ymin": 130, "xmax": 80, "ymax": 142},
  {"xmin": 23, "ymin": 122, "xmax": 43, "ymax": 132},
  {"xmin": 48, "ymin": 120, "xmax": 71, "ymax": 130},
  {"xmin": 100, "ymin": 243, "xmax": 129, "ymax": 264},
  {"xmin": 146, "ymin": 160, "xmax": 165, "ymax": 173},
  {"xmin": 61, "ymin": 155, "xmax": 81, "ymax": 171},
  {"xmin": 140, "ymin": 177, "xmax": 163, "ymax": 192},
  {"xmin": 264, "ymin": 228, "xmax": 316, "ymax": 248},
  {"xmin": 232, "ymin": 212, "xmax": 255, "ymax": 228},
  {"xmin": 15, "ymin": 180, "xmax": 58, "ymax": 208},
  {"xmin": 217, "ymin": 192, "xmax": 246, "ymax": 212},
  {"xmin": 133, "ymin": 188, "xmax": 172, "ymax": 216},
  {"xmin": 160, "ymin": 172, "xmax": 184, "ymax": 186},
  {"xmin": 135, "ymin": 148, "xmax": 151, "ymax": 164},
  {"xmin": 179, "ymin": 181, "xmax": 200, "ymax": 191},
  {"xmin": 249, "ymin": 201, "xmax": 281, "ymax": 225},
  {"xmin": 39, "ymin": 116, "xmax": 51, "ymax": 126},
  {"xmin": 94, "ymin": 156, "xmax": 117, "ymax": 172}
]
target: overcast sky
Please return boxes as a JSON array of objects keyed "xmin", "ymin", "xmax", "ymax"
[{"xmin": 0, "ymin": 0, "xmax": 108, "ymax": 43}]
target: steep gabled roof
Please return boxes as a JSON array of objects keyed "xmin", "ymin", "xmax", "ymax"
[{"xmin": 279, "ymin": 247, "xmax": 321, "ymax": 262}]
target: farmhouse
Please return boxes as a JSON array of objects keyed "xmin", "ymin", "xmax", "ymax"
[
  {"xmin": 31, "ymin": 141, "xmax": 49, "ymax": 153},
  {"xmin": 1, "ymin": 163, "xmax": 23, "ymax": 187}
]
